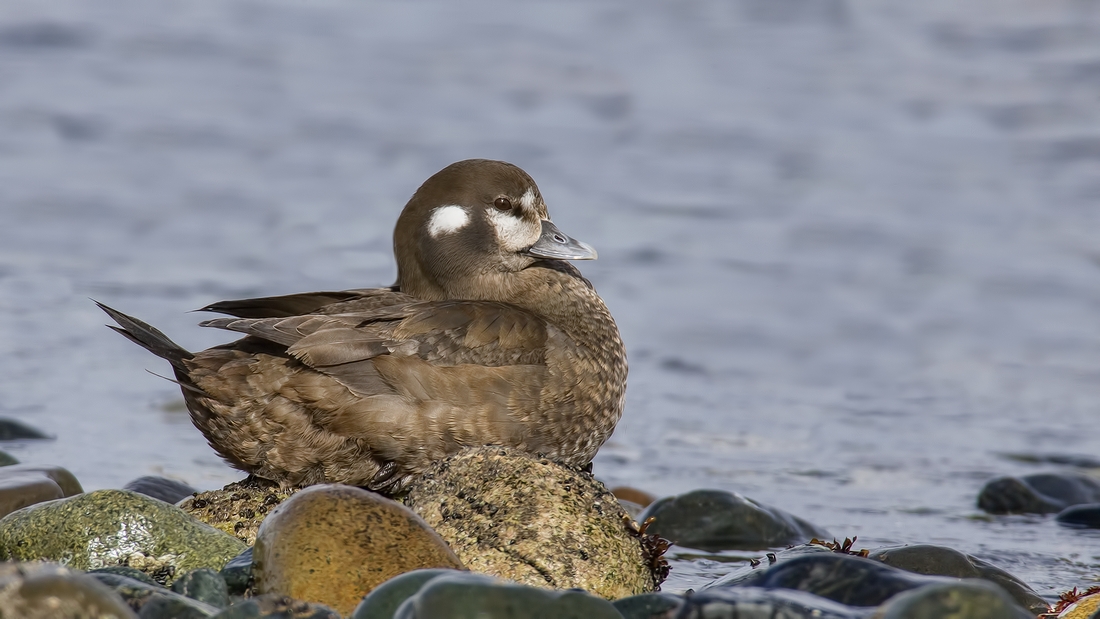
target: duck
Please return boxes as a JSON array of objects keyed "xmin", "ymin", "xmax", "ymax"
[{"xmin": 98, "ymin": 159, "xmax": 627, "ymax": 494}]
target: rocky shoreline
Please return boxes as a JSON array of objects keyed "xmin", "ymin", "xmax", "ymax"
[{"xmin": 0, "ymin": 419, "xmax": 1098, "ymax": 618}]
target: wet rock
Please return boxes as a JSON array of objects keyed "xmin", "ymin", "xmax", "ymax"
[
  {"xmin": 0, "ymin": 471, "xmax": 64, "ymax": 519},
  {"xmin": 90, "ymin": 572, "xmax": 218, "ymax": 617},
  {"xmin": 867, "ymin": 544, "xmax": 1047, "ymax": 615},
  {"xmin": 871, "ymin": 580, "xmax": 1032, "ymax": 619},
  {"xmin": 612, "ymin": 592, "xmax": 685, "ymax": 619},
  {"xmin": 209, "ymin": 593, "xmax": 339, "ymax": 619},
  {"xmin": 351, "ymin": 568, "xmax": 464, "ymax": 619},
  {"xmin": 219, "ymin": 548, "xmax": 254, "ymax": 597},
  {"xmin": 124, "ymin": 475, "xmax": 199, "ymax": 505},
  {"xmin": 179, "ymin": 478, "xmax": 298, "ymax": 545},
  {"xmin": 90, "ymin": 566, "xmax": 162, "ymax": 587},
  {"xmin": 0, "ymin": 489, "xmax": 247, "ymax": 584},
  {"xmin": 391, "ymin": 571, "xmax": 622, "ymax": 619},
  {"xmin": 1055, "ymin": 592, "xmax": 1100, "ymax": 618},
  {"xmin": 253, "ymin": 484, "xmax": 463, "ymax": 616},
  {"xmin": 0, "ymin": 450, "xmax": 18, "ymax": 466},
  {"xmin": 977, "ymin": 472, "xmax": 1100, "ymax": 514},
  {"xmin": 0, "ymin": 417, "xmax": 51, "ymax": 440},
  {"xmin": 638, "ymin": 489, "xmax": 828, "ymax": 552},
  {"xmin": 173, "ymin": 568, "xmax": 230, "ymax": 608},
  {"xmin": 1056, "ymin": 503, "xmax": 1100, "ymax": 529},
  {"xmin": 0, "ymin": 561, "xmax": 137, "ymax": 618},
  {"xmin": 404, "ymin": 447, "xmax": 661, "ymax": 599},
  {"xmin": 710, "ymin": 552, "xmax": 949, "ymax": 607},
  {"xmin": 675, "ymin": 586, "xmax": 865, "ymax": 619},
  {"xmin": 3, "ymin": 464, "xmax": 83, "ymax": 496}
]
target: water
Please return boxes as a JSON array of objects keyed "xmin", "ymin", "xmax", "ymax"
[{"xmin": 1, "ymin": 0, "xmax": 1099, "ymax": 603}]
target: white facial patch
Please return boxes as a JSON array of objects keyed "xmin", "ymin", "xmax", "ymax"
[
  {"xmin": 486, "ymin": 208, "xmax": 541, "ymax": 252},
  {"xmin": 427, "ymin": 205, "xmax": 470, "ymax": 237},
  {"xmin": 520, "ymin": 188, "xmax": 537, "ymax": 211}
]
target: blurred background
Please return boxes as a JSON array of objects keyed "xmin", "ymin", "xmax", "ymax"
[{"xmin": 1, "ymin": 0, "xmax": 1099, "ymax": 598}]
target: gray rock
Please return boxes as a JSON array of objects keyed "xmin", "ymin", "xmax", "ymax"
[
  {"xmin": 351, "ymin": 568, "xmax": 465, "ymax": 619},
  {"xmin": 709, "ymin": 552, "xmax": 950, "ymax": 607},
  {"xmin": 612, "ymin": 592, "xmax": 684, "ymax": 619},
  {"xmin": 124, "ymin": 476, "xmax": 199, "ymax": 505},
  {"xmin": 0, "ymin": 450, "xmax": 18, "ymax": 467},
  {"xmin": 1056, "ymin": 503, "xmax": 1100, "ymax": 529},
  {"xmin": 977, "ymin": 472, "xmax": 1100, "ymax": 514},
  {"xmin": 1, "ymin": 464, "xmax": 83, "ymax": 497},
  {"xmin": 392, "ymin": 571, "xmax": 623, "ymax": 619},
  {"xmin": 90, "ymin": 572, "xmax": 218, "ymax": 618},
  {"xmin": 209, "ymin": 594, "xmax": 339, "ymax": 618},
  {"xmin": 676, "ymin": 587, "xmax": 868, "ymax": 619},
  {"xmin": 0, "ymin": 418, "xmax": 51, "ymax": 440},
  {"xmin": 866, "ymin": 544, "xmax": 1046, "ymax": 615},
  {"xmin": 405, "ymin": 447, "xmax": 662, "ymax": 599},
  {"xmin": 90, "ymin": 566, "xmax": 162, "ymax": 587},
  {"xmin": 219, "ymin": 548, "xmax": 253, "ymax": 596},
  {"xmin": 639, "ymin": 489, "xmax": 828, "ymax": 552},
  {"xmin": 173, "ymin": 568, "xmax": 230, "ymax": 608},
  {"xmin": 0, "ymin": 471, "xmax": 64, "ymax": 520},
  {"xmin": 0, "ymin": 561, "xmax": 137, "ymax": 618},
  {"xmin": 872, "ymin": 580, "xmax": 1032, "ymax": 619},
  {"xmin": 0, "ymin": 489, "xmax": 247, "ymax": 585}
]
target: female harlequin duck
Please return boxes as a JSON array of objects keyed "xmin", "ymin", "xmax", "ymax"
[{"xmin": 99, "ymin": 159, "xmax": 627, "ymax": 494}]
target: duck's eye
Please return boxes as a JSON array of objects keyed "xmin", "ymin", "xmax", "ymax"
[{"xmin": 493, "ymin": 197, "xmax": 513, "ymax": 211}]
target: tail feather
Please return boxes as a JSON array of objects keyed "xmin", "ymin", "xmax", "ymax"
[{"xmin": 95, "ymin": 301, "xmax": 193, "ymax": 370}]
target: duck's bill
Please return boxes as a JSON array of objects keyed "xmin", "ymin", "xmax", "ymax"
[{"xmin": 524, "ymin": 220, "xmax": 598, "ymax": 261}]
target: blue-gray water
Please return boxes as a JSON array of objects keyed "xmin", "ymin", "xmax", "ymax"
[{"xmin": 1, "ymin": 0, "xmax": 1099, "ymax": 601}]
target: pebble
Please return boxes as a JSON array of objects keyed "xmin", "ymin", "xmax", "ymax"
[
  {"xmin": 872, "ymin": 580, "xmax": 1033, "ymax": 619},
  {"xmin": 405, "ymin": 447, "xmax": 662, "ymax": 599},
  {"xmin": 89, "ymin": 572, "xmax": 218, "ymax": 617},
  {"xmin": 0, "ymin": 417, "xmax": 51, "ymax": 440},
  {"xmin": 977, "ymin": 472, "xmax": 1100, "ymax": 515},
  {"xmin": 219, "ymin": 547, "xmax": 254, "ymax": 597},
  {"xmin": 124, "ymin": 475, "xmax": 199, "ymax": 505},
  {"xmin": 179, "ymin": 478, "xmax": 298, "ymax": 545},
  {"xmin": 351, "ymin": 568, "xmax": 464, "ymax": 619},
  {"xmin": 867, "ymin": 543, "xmax": 1047, "ymax": 615},
  {"xmin": 0, "ymin": 489, "xmax": 247, "ymax": 584},
  {"xmin": 0, "ymin": 561, "xmax": 136, "ymax": 619},
  {"xmin": 391, "ymin": 571, "xmax": 623, "ymax": 619},
  {"xmin": 1056, "ymin": 503, "xmax": 1100, "ymax": 529},
  {"xmin": 252, "ymin": 484, "xmax": 464, "ymax": 616},
  {"xmin": 208, "ymin": 593, "xmax": 339, "ymax": 619},
  {"xmin": 639, "ymin": 488, "xmax": 828, "ymax": 551},
  {"xmin": 172, "ymin": 567, "xmax": 231, "ymax": 609}
]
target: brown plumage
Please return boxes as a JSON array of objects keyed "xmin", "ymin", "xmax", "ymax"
[{"xmin": 98, "ymin": 159, "xmax": 627, "ymax": 494}]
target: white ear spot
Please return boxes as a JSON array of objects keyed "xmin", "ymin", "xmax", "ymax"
[
  {"xmin": 427, "ymin": 205, "xmax": 469, "ymax": 237},
  {"xmin": 520, "ymin": 188, "xmax": 536, "ymax": 211}
]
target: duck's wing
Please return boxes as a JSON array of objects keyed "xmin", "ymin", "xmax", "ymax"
[
  {"xmin": 199, "ymin": 300, "xmax": 550, "ymax": 392},
  {"xmin": 198, "ymin": 287, "xmax": 411, "ymax": 319}
]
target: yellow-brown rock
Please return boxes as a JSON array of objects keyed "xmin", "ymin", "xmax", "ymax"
[
  {"xmin": 1059, "ymin": 592, "xmax": 1100, "ymax": 618},
  {"xmin": 252, "ymin": 484, "xmax": 464, "ymax": 616},
  {"xmin": 404, "ymin": 447, "xmax": 663, "ymax": 599},
  {"xmin": 178, "ymin": 477, "xmax": 299, "ymax": 545}
]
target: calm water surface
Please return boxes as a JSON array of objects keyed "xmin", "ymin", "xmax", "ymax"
[{"xmin": 1, "ymin": 0, "xmax": 1099, "ymax": 601}]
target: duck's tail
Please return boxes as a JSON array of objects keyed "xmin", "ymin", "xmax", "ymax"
[{"xmin": 95, "ymin": 301, "xmax": 194, "ymax": 371}]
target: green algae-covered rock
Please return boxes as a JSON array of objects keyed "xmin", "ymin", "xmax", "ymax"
[
  {"xmin": 871, "ymin": 580, "xmax": 1033, "ymax": 619},
  {"xmin": 0, "ymin": 489, "xmax": 247, "ymax": 585},
  {"xmin": 392, "ymin": 572, "xmax": 623, "ymax": 619}
]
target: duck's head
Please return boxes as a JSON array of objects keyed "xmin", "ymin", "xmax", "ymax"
[{"xmin": 394, "ymin": 159, "xmax": 597, "ymax": 301}]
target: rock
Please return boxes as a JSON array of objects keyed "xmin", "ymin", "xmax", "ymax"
[
  {"xmin": 977, "ymin": 472, "xmax": 1100, "ymax": 515},
  {"xmin": 871, "ymin": 580, "xmax": 1032, "ymax": 619},
  {"xmin": 0, "ymin": 417, "xmax": 51, "ymax": 440},
  {"xmin": 1056, "ymin": 503, "xmax": 1100, "ymax": 529},
  {"xmin": 405, "ymin": 447, "xmax": 662, "ymax": 599},
  {"xmin": 179, "ymin": 478, "xmax": 299, "ymax": 545},
  {"xmin": 124, "ymin": 476, "xmax": 199, "ymax": 504},
  {"xmin": 90, "ymin": 572, "xmax": 218, "ymax": 618},
  {"xmin": 253, "ymin": 484, "xmax": 463, "ymax": 616},
  {"xmin": 351, "ymin": 568, "xmax": 464, "ymax": 619},
  {"xmin": 867, "ymin": 544, "xmax": 1047, "ymax": 615},
  {"xmin": 208, "ymin": 594, "xmax": 339, "ymax": 619},
  {"xmin": 611, "ymin": 486, "xmax": 657, "ymax": 507},
  {"xmin": 1057, "ymin": 592, "xmax": 1100, "ymax": 618},
  {"xmin": 0, "ymin": 450, "xmax": 18, "ymax": 466},
  {"xmin": 1, "ymin": 464, "xmax": 83, "ymax": 497},
  {"xmin": 391, "ymin": 571, "xmax": 623, "ymax": 619},
  {"xmin": 219, "ymin": 548, "xmax": 254, "ymax": 597},
  {"xmin": 0, "ymin": 471, "xmax": 64, "ymax": 519},
  {"xmin": 90, "ymin": 566, "xmax": 162, "ymax": 587},
  {"xmin": 709, "ymin": 552, "xmax": 950, "ymax": 607},
  {"xmin": 612, "ymin": 592, "xmax": 685, "ymax": 619},
  {"xmin": 0, "ymin": 561, "xmax": 137, "ymax": 618},
  {"xmin": 173, "ymin": 568, "xmax": 230, "ymax": 608},
  {"xmin": 0, "ymin": 489, "xmax": 247, "ymax": 584},
  {"xmin": 672, "ymin": 587, "xmax": 865, "ymax": 619},
  {"xmin": 638, "ymin": 489, "xmax": 828, "ymax": 552}
]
